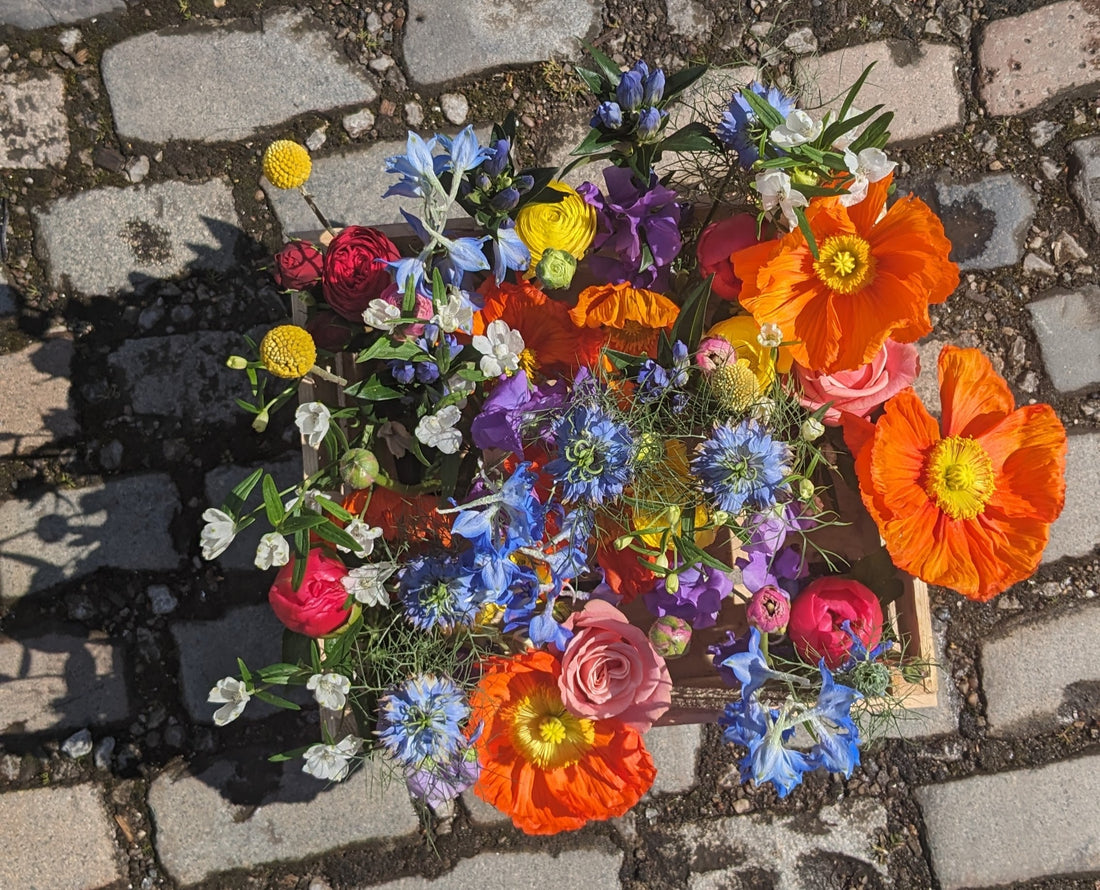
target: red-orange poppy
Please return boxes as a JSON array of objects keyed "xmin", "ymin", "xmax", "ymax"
[
  {"xmin": 569, "ymin": 281, "xmax": 680, "ymax": 360},
  {"xmin": 470, "ymin": 648, "xmax": 656, "ymax": 835},
  {"xmin": 342, "ymin": 486, "xmax": 452, "ymax": 549},
  {"xmin": 842, "ymin": 345, "xmax": 1066, "ymax": 602},
  {"xmin": 733, "ymin": 175, "xmax": 959, "ymax": 373}
]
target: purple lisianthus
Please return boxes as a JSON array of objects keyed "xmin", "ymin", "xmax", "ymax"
[
  {"xmin": 576, "ymin": 167, "xmax": 682, "ymax": 291},
  {"xmin": 643, "ymin": 562, "xmax": 733, "ymax": 629}
]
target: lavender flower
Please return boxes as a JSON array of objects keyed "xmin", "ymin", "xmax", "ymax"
[{"xmin": 643, "ymin": 563, "xmax": 733, "ymax": 629}]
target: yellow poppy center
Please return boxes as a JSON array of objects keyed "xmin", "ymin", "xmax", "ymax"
[
  {"xmin": 924, "ymin": 435, "xmax": 996, "ymax": 520},
  {"xmin": 814, "ymin": 234, "xmax": 875, "ymax": 294},
  {"xmin": 518, "ymin": 347, "xmax": 539, "ymax": 378},
  {"xmin": 510, "ymin": 686, "xmax": 594, "ymax": 770}
]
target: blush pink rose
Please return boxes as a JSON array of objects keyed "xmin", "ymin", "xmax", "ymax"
[
  {"xmin": 794, "ymin": 338, "xmax": 920, "ymax": 426},
  {"xmin": 268, "ymin": 548, "xmax": 352, "ymax": 637},
  {"xmin": 696, "ymin": 214, "xmax": 767, "ymax": 301},
  {"xmin": 558, "ymin": 599, "xmax": 672, "ymax": 731}
]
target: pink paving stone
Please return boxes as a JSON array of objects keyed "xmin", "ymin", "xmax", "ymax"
[
  {"xmin": 796, "ymin": 41, "xmax": 964, "ymax": 144},
  {"xmin": 979, "ymin": 0, "xmax": 1100, "ymax": 117},
  {"xmin": 0, "ymin": 336, "xmax": 77, "ymax": 456}
]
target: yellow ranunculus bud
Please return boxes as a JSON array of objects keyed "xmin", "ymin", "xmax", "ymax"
[
  {"xmin": 263, "ymin": 140, "xmax": 312, "ymax": 190},
  {"xmin": 514, "ymin": 181, "xmax": 596, "ymax": 270},
  {"xmin": 259, "ymin": 325, "xmax": 316, "ymax": 379}
]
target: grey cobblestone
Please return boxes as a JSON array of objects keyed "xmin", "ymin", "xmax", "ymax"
[
  {"xmin": 916, "ymin": 754, "xmax": 1100, "ymax": 888},
  {"xmin": 0, "ymin": 784, "xmax": 121, "ymax": 889},
  {"xmin": 1027, "ymin": 285, "xmax": 1100, "ymax": 393},
  {"xmin": 1043, "ymin": 433, "xmax": 1100, "ymax": 563},
  {"xmin": 0, "ymin": 336, "xmax": 77, "ymax": 457},
  {"xmin": 1069, "ymin": 137, "xmax": 1100, "ymax": 235},
  {"xmin": 0, "ymin": 632, "xmax": 130, "ymax": 734},
  {"xmin": 935, "ymin": 174, "xmax": 1035, "ymax": 271},
  {"xmin": 646, "ymin": 722, "xmax": 703, "ymax": 795},
  {"xmin": 0, "ymin": 0, "xmax": 124, "ymax": 29},
  {"xmin": 0, "ymin": 71, "xmax": 68, "ymax": 168},
  {"xmin": 0, "ymin": 474, "xmax": 181, "ymax": 601},
  {"xmin": 101, "ymin": 10, "xmax": 377, "ymax": 143}
]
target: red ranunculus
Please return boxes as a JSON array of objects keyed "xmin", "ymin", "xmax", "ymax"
[
  {"xmin": 268, "ymin": 548, "xmax": 352, "ymax": 637},
  {"xmin": 273, "ymin": 239, "xmax": 324, "ymax": 290},
  {"xmin": 787, "ymin": 577, "xmax": 883, "ymax": 669},
  {"xmin": 696, "ymin": 214, "xmax": 766, "ymax": 301},
  {"xmin": 306, "ymin": 309, "xmax": 353, "ymax": 352},
  {"xmin": 322, "ymin": 226, "xmax": 401, "ymax": 321}
]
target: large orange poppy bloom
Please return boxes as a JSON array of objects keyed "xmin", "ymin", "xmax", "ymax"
[
  {"xmin": 733, "ymin": 175, "xmax": 959, "ymax": 373},
  {"xmin": 842, "ymin": 346, "xmax": 1066, "ymax": 602},
  {"xmin": 569, "ymin": 282, "xmax": 680, "ymax": 360},
  {"xmin": 470, "ymin": 649, "xmax": 656, "ymax": 834}
]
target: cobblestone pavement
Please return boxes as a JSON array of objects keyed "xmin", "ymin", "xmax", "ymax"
[{"xmin": 0, "ymin": 1, "xmax": 1098, "ymax": 888}]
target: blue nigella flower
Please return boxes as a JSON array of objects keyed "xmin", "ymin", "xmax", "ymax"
[
  {"xmin": 717, "ymin": 83, "xmax": 798, "ymax": 167},
  {"xmin": 399, "ymin": 554, "xmax": 480, "ymax": 630},
  {"xmin": 692, "ymin": 419, "xmax": 790, "ymax": 515},
  {"xmin": 377, "ymin": 674, "xmax": 469, "ymax": 768},
  {"xmin": 546, "ymin": 403, "xmax": 634, "ymax": 504}
]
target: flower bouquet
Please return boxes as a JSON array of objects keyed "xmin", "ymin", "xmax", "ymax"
[{"xmin": 201, "ymin": 51, "xmax": 1067, "ymax": 832}]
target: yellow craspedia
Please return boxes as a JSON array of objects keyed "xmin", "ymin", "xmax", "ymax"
[
  {"xmin": 263, "ymin": 140, "xmax": 312, "ymax": 190},
  {"xmin": 514, "ymin": 181, "xmax": 597, "ymax": 270},
  {"xmin": 259, "ymin": 325, "xmax": 316, "ymax": 378}
]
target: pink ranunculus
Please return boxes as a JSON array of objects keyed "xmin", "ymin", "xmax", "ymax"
[
  {"xmin": 273, "ymin": 239, "xmax": 324, "ymax": 290},
  {"xmin": 559, "ymin": 599, "xmax": 672, "ymax": 731},
  {"xmin": 377, "ymin": 282, "xmax": 434, "ymax": 338},
  {"xmin": 696, "ymin": 214, "xmax": 766, "ymax": 301},
  {"xmin": 787, "ymin": 577, "xmax": 883, "ymax": 669},
  {"xmin": 322, "ymin": 225, "xmax": 401, "ymax": 321},
  {"xmin": 268, "ymin": 548, "xmax": 352, "ymax": 637},
  {"xmin": 746, "ymin": 584, "xmax": 791, "ymax": 634},
  {"xmin": 794, "ymin": 338, "xmax": 920, "ymax": 426}
]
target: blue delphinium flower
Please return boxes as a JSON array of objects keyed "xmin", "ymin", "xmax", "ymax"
[
  {"xmin": 546, "ymin": 403, "xmax": 634, "ymax": 504},
  {"xmin": 436, "ymin": 126, "xmax": 493, "ymax": 179},
  {"xmin": 399, "ymin": 554, "xmax": 479, "ymax": 630},
  {"xmin": 717, "ymin": 83, "xmax": 798, "ymax": 167},
  {"xmin": 719, "ymin": 627, "xmax": 792, "ymax": 699},
  {"xmin": 451, "ymin": 462, "xmax": 545, "ymax": 550},
  {"xmin": 693, "ymin": 419, "xmax": 790, "ymax": 515},
  {"xmin": 489, "ymin": 221, "xmax": 530, "ymax": 283},
  {"xmin": 637, "ymin": 340, "xmax": 689, "ymax": 406},
  {"xmin": 803, "ymin": 661, "xmax": 863, "ymax": 778},
  {"xmin": 744, "ymin": 706, "xmax": 816, "ymax": 797},
  {"xmin": 384, "ymin": 132, "xmax": 441, "ymax": 198},
  {"xmin": 377, "ymin": 674, "xmax": 469, "ymax": 768}
]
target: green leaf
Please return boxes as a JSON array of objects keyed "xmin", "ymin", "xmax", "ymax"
[
  {"xmin": 570, "ymin": 127, "xmax": 618, "ymax": 157},
  {"xmin": 236, "ymin": 658, "xmax": 253, "ymax": 685},
  {"xmin": 257, "ymin": 663, "xmax": 306, "ymax": 685},
  {"xmin": 849, "ymin": 112, "xmax": 893, "ymax": 153},
  {"xmin": 223, "ymin": 468, "xmax": 263, "ymax": 516},
  {"xmin": 663, "ymin": 65, "xmax": 708, "ymax": 102},
  {"xmin": 311, "ymin": 520, "xmax": 366, "ymax": 554},
  {"xmin": 638, "ymin": 241, "xmax": 655, "ymax": 274},
  {"xmin": 837, "ymin": 62, "xmax": 876, "ymax": 125},
  {"xmin": 252, "ymin": 689, "xmax": 301, "ymax": 710},
  {"xmin": 234, "ymin": 397, "xmax": 260, "ymax": 415},
  {"xmin": 267, "ymin": 744, "xmax": 313, "ymax": 763},
  {"xmin": 671, "ymin": 535, "xmax": 731, "ymax": 574},
  {"xmin": 402, "ymin": 274, "xmax": 417, "ymax": 315},
  {"xmin": 344, "ymin": 376, "xmax": 404, "ymax": 402},
  {"xmin": 314, "ymin": 495, "xmax": 354, "ymax": 522},
  {"xmin": 794, "ymin": 206, "xmax": 819, "ymax": 259},
  {"xmin": 574, "ymin": 65, "xmax": 605, "ymax": 95},
  {"xmin": 357, "ymin": 337, "xmax": 423, "ymax": 364},
  {"xmin": 281, "ymin": 629, "xmax": 315, "ymax": 669},
  {"xmin": 581, "ymin": 40, "xmax": 622, "ymax": 87},
  {"xmin": 738, "ymin": 86, "xmax": 786, "ymax": 131},
  {"xmin": 669, "ymin": 275, "xmax": 713, "ymax": 353},
  {"xmin": 280, "ymin": 513, "xmax": 328, "ymax": 533},
  {"xmin": 820, "ymin": 103, "xmax": 883, "ymax": 149},
  {"xmin": 658, "ymin": 122, "xmax": 721, "ymax": 154},
  {"xmin": 261, "ymin": 474, "xmax": 285, "ymax": 527}
]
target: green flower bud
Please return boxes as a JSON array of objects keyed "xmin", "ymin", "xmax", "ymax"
[
  {"xmin": 340, "ymin": 448, "xmax": 380, "ymax": 490},
  {"xmin": 227, "ymin": 355, "xmax": 249, "ymax": 370},
  {"xmin": 649, "ymin": 615, "xmax": 692, "ymax": 659},
  {"xmin": 535, "ymin": 248, "xmax": 578, "ymax": 290},
  {"xmin": 798, "ymin": 478, "xmax": 816, "ymax": 500},
  {"xmin": 801, "ymin": 417, "xmax": 825, "ymax": 442}
]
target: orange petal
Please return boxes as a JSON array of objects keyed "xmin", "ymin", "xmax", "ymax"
[
  {"xmin": 982, "ymin": 405, "xmax": 1067, "ymax": 523},
  {"xmin": 845, "ymin": 172, "xmax": 893, "ymax": 234},
  {"xmin": 937, "ymin": 346, "xmax": 1015, "ymax": 438}
]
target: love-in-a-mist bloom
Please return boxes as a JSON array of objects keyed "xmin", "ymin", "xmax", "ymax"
[
  {"xmin": 546, "ymin": 403, "xmax": 634, "ymax": 504},
  {"xmin": 377, "ymin": 674, "xmax": 469, "ymax": 768},
  {"xmin": 692, "ymin": 419, "xmax": 790, "ymax": 515}
]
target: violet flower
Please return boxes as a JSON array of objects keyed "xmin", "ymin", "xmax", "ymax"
[
  {"xmin": 643, "ymin": 562, "xmax": 733, "ymax": 629},
  {"xmin": 470, "ymin": 371, "xmax": 564, "ymax": 455}
]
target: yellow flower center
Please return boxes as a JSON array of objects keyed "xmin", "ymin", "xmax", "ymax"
[
  {"xmin": 709, "ymin": 359, "xmax": 760, "ymax": 412},
  {"xmin": 509, "ymin": 686, "xmax": 594, "ymax": 770},
  {"xmin": 259, "ymin": 325, "xmax": 317, "ymax": 379},
  {"xmin": 924, "ymin": 435, "xmax": 996, "ymax": 520},
  {"xmin": 262, "ymin": 140, "xmax": 312, "ymax": 190},
  {"xmin": 814, "ymin": 234, "xmax": 875, "ymax": 294},
  {"xmin": 517, "ymin": 347, "xmax": 539, "ymax": 378}
]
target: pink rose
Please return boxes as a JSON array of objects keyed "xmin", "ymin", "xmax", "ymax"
[
  {"xmin": 696, "ymin": 214, "xmax": 767, "ymax": 301},
  {"xmin": 788, "ymin": 577, "xmax": 883, "ymax": 669},
  {"xmin": 273, "ymin": 239, "xmax": 324, "ymax": 290},
  {"xmin": 268, "ymin": 549, "xmax": 352, "ymax": 637},
  {"xmin": 794, "ymin": 338, "xmax": 920, "ymax": 426},
  {"xmin": 322, "ymin": 225, "xmax": 401, "ymax": 321},
  {"xmin": 559, "ymin": 599, "xmax": 672, "ymax": 731}
]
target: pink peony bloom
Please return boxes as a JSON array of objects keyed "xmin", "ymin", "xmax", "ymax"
[
  {"xmin": 269, "ymin": 548, "xmax": 352, "ymax": 637},
  {"xmin": 794, "ymin": 338, "xmax": 920, "ymax": 426},
  {"xmin": 559, "ymin": 599, "xmax": 672, "ymax": 732}
]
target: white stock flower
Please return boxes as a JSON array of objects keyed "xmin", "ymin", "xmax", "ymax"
[
  {"xmin": 472, "ymin": 319, "xmax": 524, "ymax": 378},
  {"xmin": 434, "ymin": 287, "xmax": 474, "ymax": 334},
  {"xmin": 208, "ymin": 677, "xmax": 251, "ymax": 726},
  {"xmin": 362, "ymin": 299, "xmax": 402, "ymax": 330},
  {"xmin": 338, "ymin": 519, "xmax": 383, "ymax": 558},
  {"xmin": 342, "ymin": 562, "xmax": 397, "ymax": 607},
  {"xmin": 415, "ymin": 404, "xmax": 463, "ymax": 454},
  {"xmin": 306, "ymin": 672, "xmax": 352, "ymax": 710},
  {"xmin": 254, "ymin": 532, "xmax": 290, "ymax": 570},
  {"xmin": 757, "ymin": 323, "xmax": 783, "ymax": 349},
  {"xmin": 295, "ymin": 401, "xmax": 331, "ymax": 449},
  {"xmin": 839, "ymin": 147, "xmax": 897, "ymax": 207},
  {"xmin": 284, "ymin": 489, "xmax": 320, "ymax": 515},
  {"xmin": 200, "ymin": 508, "xmax": 237, "ymax": 560},
  {"xmin": 769, "ymin": 109, "xmax": 823, "ymax": 149},
  {"xmin": 302, "ymin": 735, "xmax": 361, "ymax": 782},
  {"xmin": 445, "ymin": 373, "xmax": 476, "ymax": 410},
  {"xmin": 756, "ymin": 170, "xmax": 809, "ymax": 229}
]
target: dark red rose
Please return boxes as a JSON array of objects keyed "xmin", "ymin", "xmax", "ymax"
[
  {"xmin": 268, "ymin": 548, "xmax": 352, "ymax": 637},
  {"xmin": 306, "ymin": 309, "xmax": 353, "ymax": 352},
  {"xmin": 273, "ymin": 240, "xmax": 324, "ymax": 290},
  {"xmin": 322, "ymin": 226, "xmax": 401, "ymax": 321},
  {"xmin": 788, "ymin": 577, "xmax": 883, "ymax": 669},
  {"xmin": 696, "ymin": 214, "xmax": 765, "ymax": 301}
]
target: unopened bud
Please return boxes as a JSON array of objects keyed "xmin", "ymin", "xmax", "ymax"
[
  {"xmin": 251, "ymin": 408, "xmax": 270, "ymax": 433},
  {"xmin": 798, "ymin": 478, "xmax": 815, "ymax": 500},
  {"xmin": 649, "ymin": 615, "xmax": 692, "ymax": 659},
  {"xmin": 801, "ymin": 417, "xmax": 825, "ymax": 442},
  {"xmin": 535, "ymin": 248, "xmax": 577, "ymax": 290},
  {"xmin": 340, "ymin": 448, "xmax": 380, "ymax": 490},
  {"xmin": 227, "ymin": 355, "xmax": 249, "ymax": 370}
]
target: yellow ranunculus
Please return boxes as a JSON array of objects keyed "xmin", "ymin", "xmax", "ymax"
[
  {"xmin": 514, "ymin": 181, "xmax": 596, "ymax": 270},
  {"xmin": 705, "ymin": 314, "xmax": 794, "ymax": 393}
]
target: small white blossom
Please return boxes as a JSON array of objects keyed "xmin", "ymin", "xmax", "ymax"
[
  {"xmin": 839, "ymin": 147, "xmax": 897, "ymax": 207},
  {"xmin": 472, "ymin": 319, "xmax": 524, "ymax": 378},
  {"xmin": 342, "ymin": 562, "xmax": 397, "ymax": 607},
  {"xmin": 200, "ymin": 508, "xmax": 237, "ymax": 561},
  {"xmin": 295, "ymin": 401, "xmax": 331, "ymax": 449},
  {"xmin": 434, "ymin": 287, "xmax": 475, "ymax": 334},
  {"xmin": 757, "ymin": 323, "xmax": 783, "ymax": 349},
  {"xmin": 415, "ymin": 404, "xmax": 463, "ymax": 454},
  {"xmin": 749, "ymin": 397, "xmax": 777, "ymax": 425},
  {"xmin": 756, "ymin": 170, "xmax": 809, "ymax": 230},
  {"xmin": 306, "ymin": 672, "xmax": 352, "ymax": 710},
  {"xmin": 284, "ymin": 489, "xmax": 321, "ymax": 515},
  {"xmin": 362, "ymin": 299, "xmax": 401, "ymax": 330},
  {"xmin": 801, "ymin": 417, "xmax": 826, "ymax": 442},
  {"xmin": 445, "ymin": 373, "xmax": 476, "ymax": 410},
  {"xmin": 208, "ymin": 676, "xmax": 251, "ymax": 726},
  {"xmin": 378, "ymin": 420, "xmax": 413, "ymax": 458},
  {"xmin": 770, "ymin": 109, "xmax": 823, "ymax": 149},
  {"xmin": 302, "ymin": 735, "xmax": 361, "ymax": 782},
  {"xmin": 338, "ymin": 519, "xmax": 383, "ymax": 558},
  {"xmin": 254, "ymin": 532, "xmax": 290, "ymax": 570}
]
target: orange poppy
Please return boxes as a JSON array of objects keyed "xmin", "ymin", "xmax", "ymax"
[
  {"xmin": 569, "ymin": 281, "xmax": 680, "ymax": 360},
  {"xmin": 476, "ymin": 279, "xmax": 603, "ymax": 373},
  {"xmin": 732, "ymin": 174, "xmax": 959, "ymax": 373},
  {"xmin": 842, "ymin": 345, "xmax": 1066, "ymax": 602},
  {"xmin": 342, "ymin": 486, "xmax": 452, "ymax": 549},
  {"xmin": 470, "ymin": 648, "xmax": 656, "ymax": 834}
]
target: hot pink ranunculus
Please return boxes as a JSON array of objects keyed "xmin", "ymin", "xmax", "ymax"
[
  {"xmin": 696, "ymin": 214, "xmax": 765, "ymax": 301},
  {"xmin": 558, "ymin": 599, "xmax": 671, "ymax": 731},
  {"xmin": 268, "ymin": 548, "xmax": 352, "ymax": 637},
  {"xmin": 794, "ymin": 338, "xmax": 920, "ymax": 426},
  {"xmin": 788, "ymin": 577, "xmax": 883, "ymax": 669}
]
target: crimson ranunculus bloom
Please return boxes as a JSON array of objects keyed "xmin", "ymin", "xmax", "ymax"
[
  {"xmin": 787, "ymin": 577, "xmax": 883, "ymax": 669},
  {"xmin": 268, "ymin": 549, "xmax": 352, "ymax": 637},
  {"xmin": 273, "ymin": 239, "xmax": 324, "ymax": 290},
  {"xmin": 322, "ymin": 226, "xmax": 401, "ymax": 321},
  {"xmin": 696, "ymin": 214, "xmax": 765, "ymax": 300}
]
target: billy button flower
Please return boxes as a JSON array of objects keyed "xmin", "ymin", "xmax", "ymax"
[
  {"xmin": 263, "ymin": 140, "xmax": 312, "ymax": 190},
  {"xmin": 259, "ymin": 325, "xmax": 317, "ymax": 379}
]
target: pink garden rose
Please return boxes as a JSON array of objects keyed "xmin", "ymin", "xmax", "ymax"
[
  {"xmin": 559, "ymin": 599, "xmax": 672, "ymax": 731},
  {"xmin": 794, "ymin": 338, "xmax": 920, "ymax": 426},
  {"xmin": 269, "ymin": 548, "xmax": 352, "ymax": 637},
  {"xmin": 377, "ymin": 282, "xmax": 434, "ymax": 338}
]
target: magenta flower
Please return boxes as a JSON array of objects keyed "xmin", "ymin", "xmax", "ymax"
[{"xmin": 746, "ymin": 585, "xmax": 791, "ymax": 633}]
